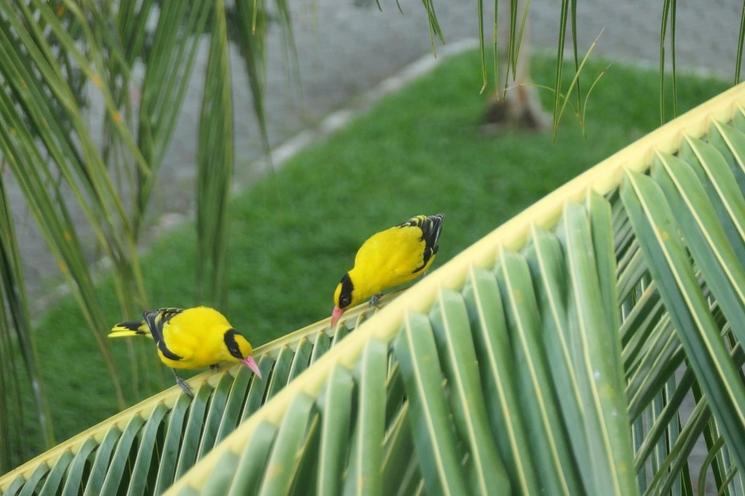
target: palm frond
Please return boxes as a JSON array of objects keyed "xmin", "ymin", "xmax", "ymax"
[
  {"xmin": 196, "ymin": 0, "xmax": 234, "ymax": 308},
  {"xmin": 659, "ymin": 0, "xmax": 679, "ymax": 122},
  {"xmin": 737, "ymin": 0, "xmax": 745, "ymax": 84},
  {"xmin": 0, "ymin": 176, "xmax": 54, "ymax": 472},
  {"xmin": 0, "ymin": 298, "xmax": 381, "ymax": 493},
  {"xmin": 158, "ymin": 85, "xmax": 745, "ymax": 495},
  {"xmin": 134, "ymin": 1, "xmax": 212, "ymax": 232},
  {"xmin": 0, "ymin": 0, "xmax": 286, "ymax": 453},
  {"xmin": 4, "ymin": 83, "xmax": 744, "ymax": 496},
  {"xmin": 232, "ymin": 0, "xmax": 271, "ymax": 155}
]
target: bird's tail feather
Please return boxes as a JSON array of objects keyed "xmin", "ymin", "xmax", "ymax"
[
  {"xmin": 424, "ymin": 213, "xmax": 444, "ymax": 250},
  {"xmin": 108, "ymin": 320, "xmax": 152, "ymax": 339}
]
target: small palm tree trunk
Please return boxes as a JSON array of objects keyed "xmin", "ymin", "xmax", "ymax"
[{"xmin": 483, "ymin": 3, "xmax": 551, "ymax": 131}]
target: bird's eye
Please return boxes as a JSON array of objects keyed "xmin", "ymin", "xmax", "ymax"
[
  {"xmin": 340, "ymin": 294, "xmax": 351, "ymax": 308},
  {"xmin": 337, "ymin": 273, "xmax": 354, "ymax": 309}
]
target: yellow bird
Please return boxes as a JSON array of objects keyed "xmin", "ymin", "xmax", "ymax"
[
  {"xmin": 109, "ymin": 306, "xmax": 262, "ymax": 396},
  {"xmin": 331, "ymin": 213, "xmax": 444, "ymax": 327}
]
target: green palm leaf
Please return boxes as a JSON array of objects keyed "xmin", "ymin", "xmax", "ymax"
[
  {"xmin": 196, "ymin": 0, "xmax": 234, "ymax": 308},
  {"xmin": 134, "ymin": 1, "xmax": 212, "ymax": 229},
  {"xmin": 0, "ymin": 177, "xmax": 54, "ymax": 467},
  {"xmin": 0, "ymin": 299, "xmax": 377, "ymax": 494},
  {"xmin": 0, "ymin": 0, "xmax": 279, "ymax": 465},
  {"xmin": 157, "ymin": 85, "xmax": 744, "ymax": 495}
]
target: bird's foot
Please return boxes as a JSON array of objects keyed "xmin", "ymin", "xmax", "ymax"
[
  {"xmin": 173, "ymin": 373, "xmax": 194, "ymax": 397},
  {"xmin": 209, "ymin": 364, "xmax": 220, "ymax": 372},
  {"xmin": 368, "ymin": 293, "xmax": 383, "ymax": 309}
]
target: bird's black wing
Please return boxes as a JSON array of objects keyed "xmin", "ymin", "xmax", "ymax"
[
  {"xmin": 143, "ymin": 308, "xmax": 184, "ymax": 361},
  {"xmin": 400, "ymin": 214, "xmax": 444, "ymax": 271}
]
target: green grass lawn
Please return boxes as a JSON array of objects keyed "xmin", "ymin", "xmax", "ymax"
[{"xmin": 22, "ymin": 50, "xmax": 727, "ymax": 461}]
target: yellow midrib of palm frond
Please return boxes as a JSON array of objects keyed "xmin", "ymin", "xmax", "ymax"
[{"xmin": 164, "ymin": 83, "xmax": 745, "ymax": 495}]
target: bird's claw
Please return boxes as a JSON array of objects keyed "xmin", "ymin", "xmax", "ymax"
[
  {"xmin": 174, "ymin": 375, "xmax": 194, "ymax": 397},
  {"xmin": 369, "ymin": 293, "xmax": 383, "ymax": 309}
]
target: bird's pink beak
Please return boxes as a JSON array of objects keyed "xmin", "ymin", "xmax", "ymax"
[
  {"xmin": 242, "ymin": 356, "xmax": 262, "ymax": 379},
  {"xmin": 331, "ymin": 306, "xmax": 344, "ymax": 328}
]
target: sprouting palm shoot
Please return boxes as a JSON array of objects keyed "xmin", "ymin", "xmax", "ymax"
[
  {"xmin": 331, "ymin": 213, "xmax": 444, "ymax": 327},
  {"xmin": 109, "ymin": 306, "xmax": 262, "ymax": 396}
]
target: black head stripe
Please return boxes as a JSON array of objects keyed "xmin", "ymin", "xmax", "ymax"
[
  {"xmin": 224, "ymin": 329, "xmax": 244, "ymax": 359},
  {"xmin": 339, "ymin": 273, "xmax": 354, "ymax": 309}
]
